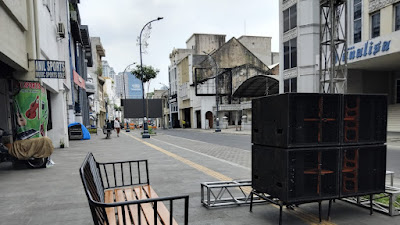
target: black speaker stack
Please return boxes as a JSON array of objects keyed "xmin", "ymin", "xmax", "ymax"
[{"xmin": 252, "ymin": 93, "xmax": 387, "ymax": 204}]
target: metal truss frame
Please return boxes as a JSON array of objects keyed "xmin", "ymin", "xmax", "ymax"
[
  {"xmin": 342, "ymin": 186, "xmax": 400, "ymax": 216},
  {"xmin": 200, "ymin": 180, "xmax": 266, "ymax": 208},
  {"xmin": 319, "ymin": 0, "xmax": 348, "ymax": 93}
]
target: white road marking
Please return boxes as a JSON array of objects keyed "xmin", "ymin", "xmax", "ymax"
[{"xmin": 152, "ymin": 136, "xmax": 251, "ymax": 171}]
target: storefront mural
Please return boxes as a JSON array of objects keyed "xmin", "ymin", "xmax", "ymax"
[{"xmin": 13, "ymin": 81, "xmax": 48, "ymax": 140}]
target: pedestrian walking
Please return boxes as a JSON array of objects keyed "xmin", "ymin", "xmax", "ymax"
[{"xmin": 114, "ymin": 118, "xmax": 121, "ymax": 137}]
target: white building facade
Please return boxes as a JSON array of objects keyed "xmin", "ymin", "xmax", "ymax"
[
  {"xmin": 0, "ymin": 0, "xmax": 77, "ymax": 148},
  {"xmin": 279, "ymin": 0, "xmax": 400, "ymax": 131},
  {"xmin": 169, "ymin": 33, "xmax": 279, "ymax": 130}
]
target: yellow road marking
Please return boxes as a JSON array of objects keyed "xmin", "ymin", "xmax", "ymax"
[{"xmin": 123, "ymin": 132, "xmax": 336, "ymax": 225}]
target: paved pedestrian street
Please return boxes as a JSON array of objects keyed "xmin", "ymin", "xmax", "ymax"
[{"xmin": 0, "ymin": 129, "xmax": 399, "ymax": 225}]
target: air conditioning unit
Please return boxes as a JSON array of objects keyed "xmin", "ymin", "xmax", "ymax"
[{"xmin": 57, "ymin": 22, "xmax": 65, "ymax": 38}]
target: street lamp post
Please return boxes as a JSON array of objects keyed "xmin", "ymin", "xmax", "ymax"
[
  {"xmin": 122, "ymin": 62, "xmax": 137, "ymax": 100},
  {"xmin": 139, "ymin": 17, "xmax": 163, "ymax": 138},
  {"xmin": 203, "ymin": 51, "xmax": 221, "ymax": 132},
  {"xmin": 122, "ymin": 62, "xmax": 136, "ymax": 131}
]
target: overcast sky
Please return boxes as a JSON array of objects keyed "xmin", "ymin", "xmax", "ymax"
[{"xmin": 79, "ymin": 0, "xmax": 279, "ymax": 92}]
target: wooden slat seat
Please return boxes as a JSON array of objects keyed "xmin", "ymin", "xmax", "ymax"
[
  {"xmin": 79, "ymin": 153, "xmax": 189, "ymax": 225},
  {"xmin": 142, "ymin": 185, "xmax": 179, "ymax": 225},
  {"xmin": 104, "ymin": 185, "xmax": 179, "ymax": 225}
]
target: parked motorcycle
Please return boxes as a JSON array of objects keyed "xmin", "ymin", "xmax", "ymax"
[
  {"xmin": 103, "ymin": 120, "xmax": 113, "ymax": 139},
  {"xmin": 0, "ymin": 128, "xmax": 50, "ymax": 168},
  {"xmin": 103, "ymin": 127, "xmax": 112, "ymax": 139}
]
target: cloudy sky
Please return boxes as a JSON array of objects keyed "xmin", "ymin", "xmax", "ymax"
[{"xmin": 79, "ymin": 0, "xmax": 279, "ymax": 92}]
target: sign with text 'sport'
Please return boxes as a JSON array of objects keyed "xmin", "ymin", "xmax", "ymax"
[{"xmin": 35, "ymin": 60, "xmax": 66, "ymax": 79}]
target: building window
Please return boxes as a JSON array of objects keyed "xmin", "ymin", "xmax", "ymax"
[
  {"xmin": 284, "ymin": 38, "xmax": 297, "ymax": 70},
  {"xmin": 354, "ymin": 0, "xmax": 362, "ymax": 43},
  {"xmin": 283, "ymin": 4, "xmax": 297, "ymax": 32},
  {"xmin": 371, "ymin": 12, "xmax": 380, "ymax": 38},
  {"xmin": 284, "ymin": 78, "xmax": 297, "ymax": 93},
  {"xmin": 395, "ymin": 3, "xmax": 400, "ymax": 31}
]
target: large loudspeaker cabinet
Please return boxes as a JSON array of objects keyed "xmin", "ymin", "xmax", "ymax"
[
  {"xmin": 342, "ymin": 94, "xmax": 387, "ymax": 145},
  {"xmin": 252, "ymin": 93, "xmax": 387, "ymax": 148},
  {"xmin": 340, "ymin": 145, "xmax": 386, "ymax": 197},
  {"xmin": 252, "ymin": 145, "xmax": 387, "ymax": 203},
  {"xmin": 252, "ymin": 93, "xmax": 342, "ymax": 148},
  {"xmin": 252, "ymin": 145, "xmax": 340, "ymax": 204},
  {"xmin": 251, "ymin": 93, "xmax": 387, "ymax": 204}
]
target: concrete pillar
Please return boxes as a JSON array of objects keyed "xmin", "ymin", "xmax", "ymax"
[{"xmin": 47, "ymin": 91, "xmax": 70, "ymax": 148}]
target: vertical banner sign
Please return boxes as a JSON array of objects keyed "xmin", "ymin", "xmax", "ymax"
[{"xmin": 13, "ymin": 81, "xmax": 48, "ymax": 140}]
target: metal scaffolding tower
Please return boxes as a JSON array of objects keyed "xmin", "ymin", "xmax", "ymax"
[{"xmin": 320, "ymin": 0, "xmax": 348, "ymax": 93}]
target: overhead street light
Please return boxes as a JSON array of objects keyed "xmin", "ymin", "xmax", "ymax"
[
  {"xmin": 139, "ymin": 17, "xmax": 164, "ymax": 138},
  {"xmin": 203, "ymin": 51, "xmax": 221, "ymax": 132},
  {"xmin": 122, "ymin": 62, "xmax": 137, "ymax": 100},
  {"xmin": 121, "ymin": 62, "xmax": 136, "ymax": 131}
]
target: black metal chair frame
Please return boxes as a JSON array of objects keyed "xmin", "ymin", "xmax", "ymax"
[{"xmin": 79, "ymin": 152, "xmax": 189, "ymax": 225}]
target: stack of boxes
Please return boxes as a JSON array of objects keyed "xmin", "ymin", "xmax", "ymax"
[{"xmin": 252, "ymin": 93, "xmax": 387, "ymax": 204}]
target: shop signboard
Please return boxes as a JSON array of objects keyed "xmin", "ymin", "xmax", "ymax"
[
  {"xmin": 13, "ymin": 81, "xmax": 48, "ymax": 140},
  {"xmin": 342, "ymin": 39, "xmax": 391, "ymax": 63},
  {"xmin": 35, "ymin": 60, "xmax": 66, "ymax": 79},
  {"xmin": 338, "ymin": 32, "xmax": 400, "ymax": 64},
  {"xmin": 73, "ymin": 70, "xmax": 86, "ymax": 89}
]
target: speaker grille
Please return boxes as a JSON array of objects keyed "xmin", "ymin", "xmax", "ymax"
[
  {"xmin": 340, "ymin": 145, "xmax": 386, "ymax": 197},
  {"xmin": 342, "ymin": 94, "xmax": 387, "ymax": 145},
  {"xmin": 252, "ymin": 145, "xmax": 340, "ymax": 203},
  {"xmin": 252, "ymin": 93, "xmax": 341, "ymax": 148}
]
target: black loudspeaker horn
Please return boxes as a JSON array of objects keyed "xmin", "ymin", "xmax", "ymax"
[
  {"xmin": 252, "ymin": 145, "xmax": 340, "ymax": 204},
  {"xmin": 252, "ymin": 93, "xmax": 342, "ymax": 148},
  {"xmin": 340, "ymin": 144, "xmax": 386, "ymax": 197},
  {"xmin": 342, "ymin": 94, "xmax": 387, "ymax": 145}
]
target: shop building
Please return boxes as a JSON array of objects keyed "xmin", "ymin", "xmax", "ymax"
[
  {"xmin": 1, "ymin": 0, "xmax": 72, "ymax": 147},
  {"xmin": 0, "ymin": 0, "xmax": 93, "ymax": 148}
]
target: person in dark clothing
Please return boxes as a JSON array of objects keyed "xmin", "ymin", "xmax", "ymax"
[{"xmin": 106, "ymin": 120, "xmax": 112, "ymax": 129}]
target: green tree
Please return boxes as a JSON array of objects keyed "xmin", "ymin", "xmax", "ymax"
[
  {"xmin": 131, "ymin": 65, "xmax": 159, "ymax": 83},
  {"xmin": 131, "ymin": 65, "xmax": 160, "ymax": 119},
  {"xmin": 114, "ymin": 104, "xmax": 121, "ymax": 111}
]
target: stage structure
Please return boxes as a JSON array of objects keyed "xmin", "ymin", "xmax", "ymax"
[{"xmin": 319, "ymin": 0, "xmax": 348, "ymax": 93}]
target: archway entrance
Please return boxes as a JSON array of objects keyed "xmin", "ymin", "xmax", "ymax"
[{"xmin": 205, "ymin": 111, "xmax": 213, "ymax": 129}]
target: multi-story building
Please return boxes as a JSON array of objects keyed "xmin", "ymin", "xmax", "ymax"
[
  {"xmin": 279, "ymin": 0, "xmax": 319, "ymax": 93},
  {"xmin": 102, "ymin": 60, "xmax": 116, "ymax": 80},
  {"xmin": 87, "ymin": 37, "xmax": 106, "ymax": 128},
  {"xmin": 169, "ymin": 33, "xmax": 279, "ymax": 130},
  {"xmin": 116, "ymin": 72, "xmax": 143, "ymax": 99},
  {"xmin": 109, "ymin": 68, "xmax": 116, "ymax": 81},
  {"xmin": 104, "ymin": 77, "xmax": 117, "ymax": 120},
  {"xmin": 115, "ymin": 72, "xmax": 123, "ymax": 97},
  {"xmin": 279, "ymin": 0, "xmax": 400, "ymax": 131},
  {"xmin": 0, "ymin": 0, "xmax": 94, "ymax": 148},
  {"xmin": 70, "ymin": 17, "xmax": 92, "ymax": 127}
]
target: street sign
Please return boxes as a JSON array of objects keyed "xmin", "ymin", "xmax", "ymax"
[{"xmin": 35, "ymin": 60, "xmax": 66, "ymax": 79}]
